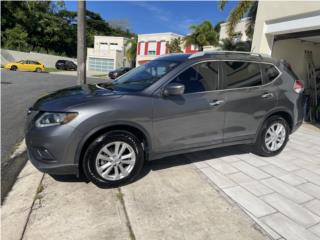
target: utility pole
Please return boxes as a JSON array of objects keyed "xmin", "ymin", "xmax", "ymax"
[{"xmin": 77, "ymin": 0, "xmax": 86, "ymax": 85}]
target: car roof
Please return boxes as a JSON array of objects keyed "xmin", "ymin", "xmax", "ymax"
[{"xmin": 155, "ymin": 51, "xmax": 278, "ymax": 65}]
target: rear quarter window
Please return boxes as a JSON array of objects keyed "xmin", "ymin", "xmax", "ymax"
[{"xmin": 261, "ymin": 63, "xmax": 280, "ymax": 84}]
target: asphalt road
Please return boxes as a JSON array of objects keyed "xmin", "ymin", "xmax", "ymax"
[
  {"xmin": 1, "ymin": 69, "xmax": 101, "ymax": 162},
  {"xmin": 1, "ymin": 69, "xmax": 102, "ymax": 199}
]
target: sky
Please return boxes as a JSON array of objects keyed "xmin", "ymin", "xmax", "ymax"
[{"xmin": 64, "ymin": 1, "xmax": 238, "ymax": 35}]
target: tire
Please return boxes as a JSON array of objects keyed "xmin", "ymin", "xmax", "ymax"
[
  {"xmin": 253, "ymin": 115, "xmax": 290, "ymax": 157},
  {"xmin": 10, "ymin": 65, "xmax": 17, "ymax": 71},
  {"xmin": 35, "ymin": 68, "xmax": 42, "ymax": 73},
  {"xmin": 82, "ymin": 131, "xmax": 144, "ymax": 187}
]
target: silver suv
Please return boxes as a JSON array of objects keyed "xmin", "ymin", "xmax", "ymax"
[{"xmin": 25, "ymin": 52, "xmax": 304, "ymax": 187}]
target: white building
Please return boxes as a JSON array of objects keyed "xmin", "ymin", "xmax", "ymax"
[
  {"xmin": 219, "ymin": 17, "xmax": 251, "ymax": 43},
  {"xmin": 87, "ymin": 36, "xmax": 130, "ymax": 73},
  {"xmin": 136, "ymin": 32, "xmax": 200, "ymax": 66},
  {"xmin": 136, "ymin": 32, "xmax": 183, "ymax": 66},
  {"xmin": 251, "ymin": 1, "xmax": 320, "ymax": 81}
]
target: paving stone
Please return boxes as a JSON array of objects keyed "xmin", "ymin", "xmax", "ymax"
[
  {"xmin": 243, "ymin": 158, "xmax": 269, "ymax": 167},
  {"xmin": 265, "ymin": 157, "xmax": 300, "ymax": 171},
  {"xmin": 260, "ymin": 164, "xmax": 289, "ymax": 177},
  {"xmin": 298, "ymin": 183, "xmax": 320, "ymax": 200},
  {"xmin": 228, "ymin": 172, "xmax": 254, "ymax": 184},
  {"xmin": 223, "ymin": 186, "xmax": 276, "ymax": 218},
  {"xmin": 206, "ymin": 160, "xmax": 239, "ymax": 174},
  {"xmin": 261, "ymin": 213, "xmax": 320, "ymax": 240},
  {"xmin": 278, "ymin": 173, "xmax": 308, "ymax": 186},
  {"xmin": 192, "ymin": 161, "xmax": 210, "ymax": 169},
  {"xmin": 200, "ymin": 167, "xmax": 235, "ymax": 189},
  {"xmin": 263, "ymin": 193, "xmax": 320, "ymax": 227},
  {"xmin": 240, "ymin": 181, "xmax": 273, "ymax": 197},
  {"xmin": 296, "ymin": 169, "xmax": 320, "ymax": 186},
  {"xmin": 261, "ymin": 178, "xmax": 313, "ymax": 204},
  {"xmin": 232, "ymin": 162, "xmax": 271, "ymax": 180},
  {"xmin": 309, "ymin": 223, "xmax": 320, "ymax": 238},
  {"xmin": 305, "ymin": 199, "xmax": 320, "ymax": 216}
]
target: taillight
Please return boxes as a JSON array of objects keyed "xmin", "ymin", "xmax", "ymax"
[{"xmin": 293, "ymin": 80, "xmax": 304, "ymax": 94}]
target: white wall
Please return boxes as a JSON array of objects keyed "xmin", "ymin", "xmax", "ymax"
[
  {"xmin": 272, "ymin": 39, "xmax": 320, "ymax": 81},
  {"xmin": 1, "ymin": 49, "xmax": 76, "ymax": 68}
]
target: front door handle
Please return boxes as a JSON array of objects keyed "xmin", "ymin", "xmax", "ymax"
[
  {"xmin": 209, "ymin": 99, "xmax": 224, "ymax": 107},
  {"xmin": 261, "ymin": 92, "xmax": 274, "ymax": 99}
]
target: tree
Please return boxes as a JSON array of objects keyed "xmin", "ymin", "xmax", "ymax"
[
  {"xmin": 1, "ymin": 1, "xmax": 135, "ymax": 57},
  {"xmin": 218, "ymin": 0, "xmax": 258, "ymax": 39},
  {"xmin": 219, "ymin": 38, "xmax": 251, "ymax": 52},
  {"xmin": 166, "ymin": 38, "xmax": 183, "ymax": 53},
  {"xmin": 184, "ymin": 21, "xmax": 219, "ymax": 51},
  {"xmin": 125, "ymin": 36, "xmax": 138, "ymax": 67}
]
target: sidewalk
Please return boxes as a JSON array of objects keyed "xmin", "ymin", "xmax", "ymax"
[{"xmin": 2, "ymin": 155, "xmax": 268, "ymax": 240}]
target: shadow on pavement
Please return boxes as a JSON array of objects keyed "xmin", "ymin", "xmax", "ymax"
[{"xmin": 49, "ymin": 144, "xmax": 252, "ymax": 188}]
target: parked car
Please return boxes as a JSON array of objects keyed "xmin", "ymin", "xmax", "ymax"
[
  {"xmin": 108, "ymin": 67, "xmax": 132, "ymax": 79},
  {"xmin": 4, "ymin": 60, "xmax": 45, "ymax": 72},
  {"xmin": 55, "ymin": 60, "xmax": 77, "ymax": 71},
  {"xmin": 25, "ymin": 52, "xmax": 304, "ymax": 187}
]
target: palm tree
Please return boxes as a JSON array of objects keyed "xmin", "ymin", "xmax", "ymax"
[
  {"xmin": 125, "ymin": 36, "xmax": 137, "ymax": 67},
  {"xmin": 184, "ymin": 21, "xmax": 219, "ymax": 51},
  {"xmin": 218, "ymin": 0, "xmax": 258, "ymax": 39},
  {"xmin": 219, "ymin": 38, "xmax": 251, "ymax": 52},
  {"xmin": 166, "ymin": 38, "xmax": 183, "ymax": 53}
]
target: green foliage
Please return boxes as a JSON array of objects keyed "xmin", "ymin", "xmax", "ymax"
[
  {"xmin": 1, "ymin": 1, "xmax": 134, "ymax": 57},
  {"xmin": 125, "ymin": 36, "xmax": 138, "ymax": 67},
  {"xmin": 184, "ymin": 21, "xmax": 219, "ymax": 50},
  {"xmin": 219, "ymin": 38, "xmax": 251, "ymax": 51},
  {"xmin": 218, "ymin": 0, "xmax": 258, "ymax": 40},
  {"xmin": 166, "ymin": 38, "xmax": 183, "ymax": 53}
]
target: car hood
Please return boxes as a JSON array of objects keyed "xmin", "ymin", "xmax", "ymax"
[{"xmin": 32, "ymin": 84, "xmax": 122, "ymax": 111}]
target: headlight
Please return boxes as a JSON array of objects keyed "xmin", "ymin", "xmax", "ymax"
[{"xmin": 35, "ymin": 112, "xmax": 78, "ymax": 128}]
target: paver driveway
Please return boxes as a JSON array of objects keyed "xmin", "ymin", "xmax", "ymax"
[{"xmin": 191, "ymin": 124, "xmax": 320, "ymax": 240}]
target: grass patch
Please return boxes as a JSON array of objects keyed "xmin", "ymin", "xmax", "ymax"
[{"xmin": 92, "ymin": 74, "xmax": 107, "ymax": 78}]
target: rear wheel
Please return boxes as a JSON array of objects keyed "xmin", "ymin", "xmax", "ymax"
[
  {"xmin": 254, "ymin": 116, "xmax": 289, "ymax": 157},
  {"xmin": 83, "ymin": 131, "xmax": 144, "ymax": 187},
  {"xmin": 10, "ymin": 65, "xmax": 17, "ymax": 71}
]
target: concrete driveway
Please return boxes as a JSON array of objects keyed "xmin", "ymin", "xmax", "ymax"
[{"xmin": 2, "ymin": 124, "xmax": 320, "ymax": 240}]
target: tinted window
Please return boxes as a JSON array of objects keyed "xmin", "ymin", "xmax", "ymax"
[
  {"xmin": 171, "ymin": 62, "xmax": 219, "ymax": 93},
  {"xmin": 222, "ymin": 61, "xmax": 262, "ymax": 89},
  {"xmin": 261, "ymin": 64, "xmax": 280, "ymax": 83}
]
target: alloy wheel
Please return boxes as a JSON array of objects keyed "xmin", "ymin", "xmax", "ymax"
[
  {"xmin": 95, "ymin": 141, "xmax": 136, "ymax": 181},
  {"xmin": 264, "ymin": 123, "xmax": 286, "ymax": 151}
]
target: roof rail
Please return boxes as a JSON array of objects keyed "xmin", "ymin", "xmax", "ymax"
[{"xmin": 188, "ymin": 50, "xmax": 268, "ymax": 59}]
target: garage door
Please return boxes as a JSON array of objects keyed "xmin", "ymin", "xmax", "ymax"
[{"xmin": 88, "ymin": 57, "xmax": 114, "ymax": 72}]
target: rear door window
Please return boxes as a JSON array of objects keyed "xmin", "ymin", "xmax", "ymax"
[
  {"xmin": 221, "ymin": 61, "xmax": 262, "ymax": 89},
  {"xmin": 171, "ymin": 61, "xmax": 219, "ymax": 94},
  {"xmin": 261, "ymin": 63, "xmax": 280, "ymax": 84}
]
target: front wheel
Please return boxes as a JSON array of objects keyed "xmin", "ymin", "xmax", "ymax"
[
  {"xmin": 82, "ymin": 131, "xmax": 144, "ymax": 187},
  {"xmin": 35, "ymin": 68, "xmax": 42, "ymax": 73},
  {"xmin": 253, "ymin": 116, "xmax": 289, "ymax": 157},
  {"xmin": 10, "ymin": 65, "xmax": 17, "ymax": 71}
]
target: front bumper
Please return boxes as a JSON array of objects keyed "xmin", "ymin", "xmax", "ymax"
[{"xmin": 25, "ymin": 117, "xmax": 81, "ymax": 175}]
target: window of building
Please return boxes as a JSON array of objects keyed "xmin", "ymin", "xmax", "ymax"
[
  {"xmin": 261, "ymin": 63, "xmax": 280, "ymax": 84},
  {"xmin": 148, "ymin": 41, "xmax": 156, "ymax": 55},
  {"xmin": 171, "ymin": 62, "xmax": 219, "ymax": 94},
  {"xmin": 88, "ymin": 57, "xmax": 114, "ymax": 72},
  {"xmin": 222, "ymin": 61, "xmax": 262, "ymax": 89}
]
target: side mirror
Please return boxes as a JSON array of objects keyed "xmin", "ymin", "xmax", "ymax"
[{"xmin": 163, "ymin": 83, "xmax": 185, "ymax": 96}]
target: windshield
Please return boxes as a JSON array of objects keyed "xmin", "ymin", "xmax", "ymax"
[{"xmin": 99, "ymin": 60, "xmax": 180, "ymax": 92}]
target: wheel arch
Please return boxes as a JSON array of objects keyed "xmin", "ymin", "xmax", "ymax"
[
  {"xmin": 255, "ymin": 109, "xmax": 294, "ymax": 142},
  {"xmin": 76, "ymin": 122, "xmax": 151, "ymax": 174}
]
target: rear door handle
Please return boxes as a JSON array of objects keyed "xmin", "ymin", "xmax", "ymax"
[
  {"xmin": 209, "ymin": 99, "xmax": 224, "ymax": 107},
  {"xmin": 261, "ymin": 92, "xmax": 274, "ymax": 99}
]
